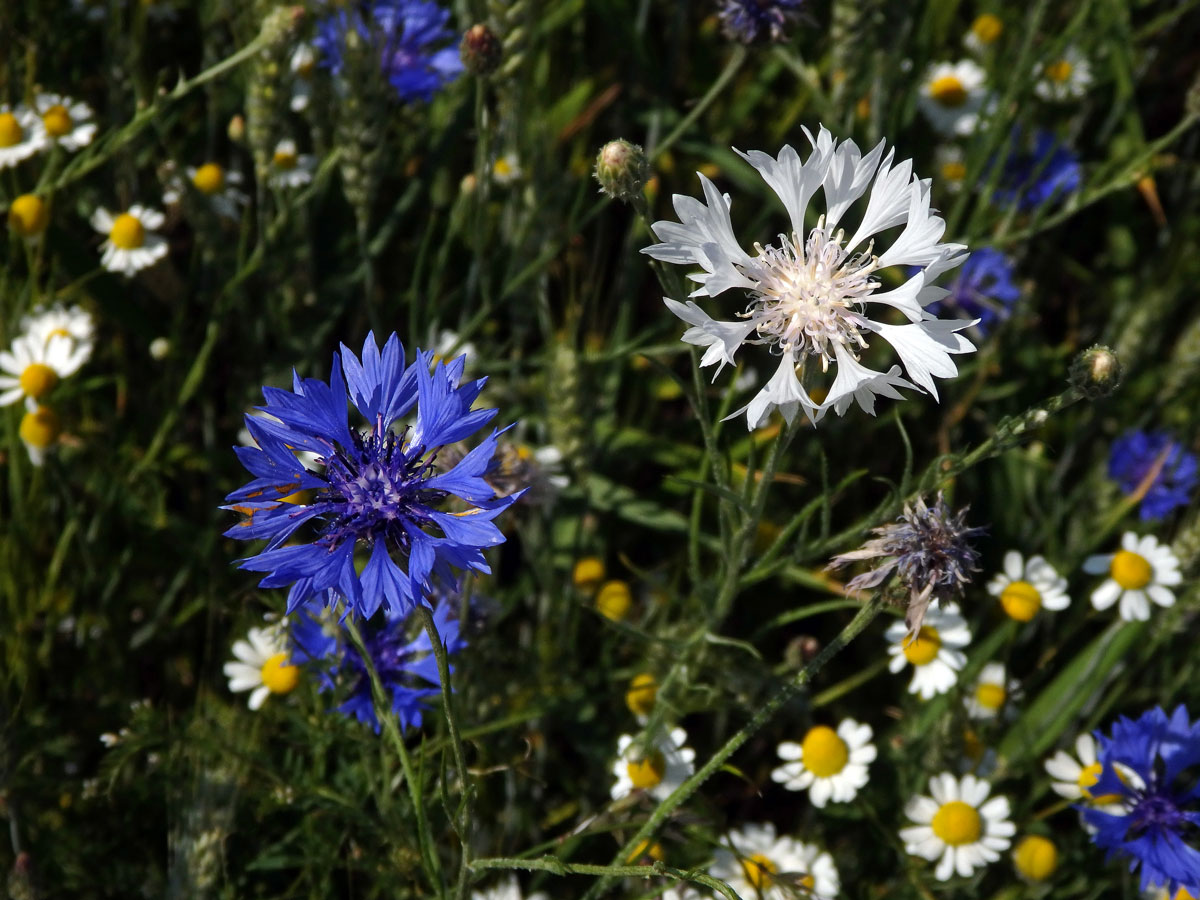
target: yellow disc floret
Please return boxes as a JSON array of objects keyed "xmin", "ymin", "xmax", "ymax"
[
  {"xmin": 625, "ymin": 750, "xmax": 666, "ymax": 790},
  {"xmin": 42, "ymin": 104, "xmax": 73, "ymax": 138},
  {"xmin": 19, "ymin": 363, "xmax": 58, "ymax": 400},
  {"xmin": 801, "ymin": 725, "xmax": 850, "ymax": 778},
  {"xmin": 572, "ymin": 556, "xmax": 605, "ymax": 593},
  {"xmin": 625, "ymin": 673, "xmax": 657, "ymax": 717},
  {"xmin": 596, "ymin": 580, "xmax": 632, "ymax": 621},
  {"xmin": 272, "ymin": 147, "xmax": 298, "ymax": 169},
  {"xmin": 931, "ymin": 800, "xmax": 982, "ymax": 846},
  {"xmin": 903, "ymin": 626, "xmax": 941, "ymax": 666},
  {"xmin": 260, "ymin": 652, "xmax": 300, "ymax": 694},
  {"xmin": 941, "ymin": 160, "xmax": 967, "ymax": 182},
  {"xmin": 1110, "ymin": 550, "xmax": 1152, "ymax": 590},
  {"xmin": 970, "ymin": 13, "xmax": 1003, "ymax": 45},
  {"xmin": 192, "ymin": 162, "xmax": 225, "ymax": 194},
  {"xmin": 8, "ymin": 194, "xmax": 49, "ymax": 238},
  {"xmin": 1000, "ymin": 580, "xmax": 1042, "ymax": 621},
  {"xmin": 1012, "ymin": 835, "xmax": 1057, "ymax": 882},
  {"xmin": 1044, "ymin": 60, "xmax": 1073, "ymax": 83},
  {"xmin": 0, "ymin": 112, "xmax": 24, "ymax": 147},
  {"xmin": 741, "ymin": 853, "xmax": 778, "ymax": 891},
  {"xmin": 975, "ymin": 682, "xmax": 1006, "ymax": 711},
  {"xmin": 109, "ymin": 213, "xmax": 146, "ymax": 250},
  {"xmin": 19, "ymin": 406, "xmax": 61, "ymax": 449},
  {"xmin": 929, "ymin": 75, "xmax": 968, "ymax": 107}
]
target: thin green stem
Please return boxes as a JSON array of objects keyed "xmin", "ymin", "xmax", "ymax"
[{"xmin": 649, "ymin": 46, "xmax": 747, "ymax": 162}]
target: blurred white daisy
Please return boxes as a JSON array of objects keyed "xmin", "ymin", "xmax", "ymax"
[
  {"xmin": 20, "ymin": 304, "xmax": 95, "ymax": 353},
  {"xmin": 709, "ymin": 823, "xmax": 840, "ymax": 900},
  {"xmin": 19, "ymin": 405, "xmax": 61, "ymax": 466},
  {"xmin": 900, "ymin": 772, "xmax": 1015, "ymax": 881},
  {"xmin": 90, "ymin": 205, "xmax": 169, "ymax": 276},
  {"xmin": 1034, "ymin": 47, "xmax": 1092, "ymax": 102},
  {"xmin": 610, "ymin": 727, "xmax": 695, "ymax": 802},
  {"xmin": 269, "ymin": 139, "xmax": 316, "ymax": 188},
  {"xmin": 1043, "ymin": 732, "xmax": 1124, "ymax": 809},
  {"xmin": 184, "ymin": 162, "xmax": 249, "ymax": 219},
  {"xmin": 1083, "ymin": 532, "xmax": 1181, "ymax": 622},
  {"xmin": 885, "ymin": 601, "xmax": 972, "ymax": 699},
  {"xmin": 492, "ymin": 153, "xmax": 522, "ymax": 185},
  {"xmin": 0, "ymin": 333, "xmax": 90, "ymax": 407},
  {"xmin": 223, "ymin": 624, "xmax": 300, "ymax": 710},
  {"xmin": 771, "ymin": 718, "xmax": 876, "ymax": 807},
  {"xmin": 289, "ymin": 44, "xmax": 317, "ymax": 112},
  {"xmin": 33, "ymin": 93, "xmax": 97, "ymax": 151},
  {"xmin": 934, "ymin": 145, "xmax": 967, "ymax": 193},
  {"xmin": 917, "ymin": 61, "xmax": 989, "ymax": 136},
  {"xmin": 470, "ymin": 875, "xmax": 548, "ymax": 900},
  {"xmin": 0, "ymin": 105, "xmax": 46, "ymax": 168},
  {"xmin": 964, "ymin": 662, "xmax": 1019, "ymax": 720},
  {"xmin": 963, "ymin": 13, "xmax": 1003, "ymax": 53},
  {"xmin": 987, "ymin": 550, "xmax": 1070, "ymax": 622},
  {"xmin": 643, "ymin": 126, "xmax": 974, "ymax": 429}
]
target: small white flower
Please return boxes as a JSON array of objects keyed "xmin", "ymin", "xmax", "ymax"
[
  {"xmin": 290, "ymin": 44, "xmax": 317, "ymax": 112},
  {"xmin": 20, "ymin": 304, "xmax": 95, "ymax": 354},
  {"xmin": 223, "ymin": 624, "xmax": 300, "ymax": 710},
  {"xmin": 492, "ymin": 153, "xmax": 522, "ymax": 185},
  {"xmin": 180, "ymin": 162, "xmax": 249, "ymax": 219},
  {"xmin": 610, "ymin": 727, "xmax": 695, "ymax": 802},
  {"xmin": 90, "ymin": 205, "xmax": 169, "ymax": 276},
  {"xmin": 709, "ymin": 823, "xmax": 840, "ymax": 900},
  {"xmin": 470, "ymin": 875, "xmax": 548, "ymax": 900},
  {"xmin": 269, "ymin": 139, "xmax": 316, "ymax": 188},
  {"xmin": 771, "ymin": 718, "xmax": 876, "ymax": 807},
  {"xmin": 0, "ymin": 105, "xmax": 46, "ymax": 168},
  {"xmin": 33, "ymin": 93, "xmax": 97, "ymax": 151},
  {"xmin": 149, "ymin": 337, "xmax": 171, "ymax": 360},
  {"xmin": 885, "ymin": 602, "xmax": 972, "ymax": 699},
  {"xmin": 917, "ymin": 61, "xmax": 989, "ymax": 136},
  {"xmin": 1034, "ymin": 47, "xmax": 1093, "ymax": 102},
  {"xmin": 0, "ymin": 333, "xmax": 90, "ymax": 407},
  {"xmin": 934, "ymin": 145, "xmax": 967, "ymax": 193},
  {"xmin": 900, "ymin": 772, "xmax": 1015, "ymax": 881},
  {"xmin": 964, "ymin": 662, "xmax": 1019, "ymax": 720},
  {"xmin": 1083, "ymin": 532, "xmax": 1181, "ymax": 622},
  {"xmin": 987, "ymin": 550, "xmax": 1070, "ymax": 622},
  {"xmin": 19, "ymin": 404, "xmax": 62, "ymax": 466},
  {"xmin": 963, "ymin": 14, "xmax": 1003, "ymax": 53},
  {"xmin": 1042, "ymin": 732, "xmax": 1127, "ymax": 816}
]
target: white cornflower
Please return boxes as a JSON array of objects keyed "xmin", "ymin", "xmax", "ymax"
[
  {"xmin": 885, "ymin": 601, "xmax": 972, "ymax": 699},
  {"xmin": 183, "ymin": 162, "xmax": 249, "ymax": 219},
  {"xmin": 610, "ymin": 727, "xmax": 695, "ymax": 802},
  {"xmin": 917, "ymin": 61, "xmax": 989, "ymax": 136},
  {"xmin": 1034, "ymin": 47, "xmax": 1092, "ymax": 102},
  {"xmin": 289, "ymin": 44, "xmax": 317, "ymax": 112},
  {"xmin": 0, "ymin": 105, "xmax": 46, "ymax": 168},
  {"xmin": 0, "ymin": 333, "xmax": 90, "ymax": 407},
  {"xmin": 1083, "ymin": 532, "xmax": 1181, "ymax": 622},
  {"xmin": 934, "ymin": 145, "xmax": 967, "ymax": 193},
  {"xmin": 269, "ymin": 139, "xmax": 316, "ymax": 188},
  {"xmin": 642, "ymin": 126, "xmax": 974, "ymax": 430},
  {"xmin": 771, "ymin": 718, "xmax": 876, "ymax": 807},
  {"xmin": 90, "ymin": 205, "xmax": 169, "ymax": 276},
  {"xmin": 223, "ymin": 624, "xmax": 300, "ymax": 710},
  {"xmin": 900, "ymin": 772, "xmax": 1015, "ymax": 881},
  {"xmin": 964, "ymin": 662, "xmax": 1019, "ymax": 720},
  {"xmin": 987, "ymin": 550, "xmax": 1070, "ymax": 622},
  {"xmin": 20, "ymin": 304, "xmax": 95, "ymax": 353},
  {"xmin": 470, "ymin": 876, "xmax": 548, "ymax": 900},
  {"xmin": 709, "ymin": 823, "xmax": 840, "ymax": 900},
  {"xmin": 33, "ymin": 93, "xmax": 97, "ymax": 151}
]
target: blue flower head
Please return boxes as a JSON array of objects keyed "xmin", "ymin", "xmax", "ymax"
[
  {"xmin": 224, "ymin": 332, "xmax": 518, "ymax": 620},
  {"xmin": 994, "ymin": 129, "xmax": 1081, "ymax": 212},
  {"xmin": 717, "ymin": 0, "xmax": 806, "ymax": 44},
  {"xmin": 927, "ymin": 247, "xmax": 1019, "ymax": 337},
  {"xmin": 1109, "ymin": 430, "xmax": 1198, "ymax": 521},
  {"xmin": 1081, "ymin": 706, "xmax": 1200, "ymax": 896},
  {"xmin": 313, "ymin": 0, "xmax": 463, "ymax": 103}
]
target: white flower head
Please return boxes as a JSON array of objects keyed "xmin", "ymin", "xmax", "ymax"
[
  {"xmin": 19, "ymin": 404, "xmax": 62, "ymax": 466},
  {"xmin": 900, "ymin": 772, "xmax": 1015, "ymax": 881},
  {"xmin": 20, "ymin": 304, "xmax": 95, "ymax": 355},
  {"xmin": 885, "ymin": 601, "xmax": 972, "ymax": 699},
  {"xmin": 709, "ymin": 823, "xmax": 840, "ymax": 900},
  {"xmin": 917, "ymin": 61, "xmax": 990, "ymax": 136},
  {"xmin": 492, "ymin": 153, "xmax": 522, "ymax": 185},
  {"xmin": 0, "ymin": 333, "xmax": 90, "ymax": 407},
  {"xmin": 1083, "ymin": 532, "xmax": 1181, "ymax": 622},
  {"xmin": 290, "ymin": 44, "xmax": 317, "ymax": 112},
  {"xmin": 0, "ymin": 104, "xmax": 47, "ymax": 168},
  {"xmin": 90, "ymin": 204, "xmax": 169, "ymax": 276},
  {"xmin": 934, "ymin": 145, "xmax": 967, "ymax": 193},
  {"xmin": 610, "ymin": 727, "xmax": 695, "ymax": 802},
  {"xmin": 183, "ymin": 163, "xmax": 249, "ymax": 219},
  {"xmin": 772, "ymin": 718, "xmax": 876, "ymax": 807},
  {"xmin": 964, "ymin": 662, "xmax": 1019, "ymax": 720},
  {"xmin": 470, "ymin": 875, "xmax": 548, "ymax": 900},
  {"xmin": 34, "ymin": 93, "xmax": 97, "ymax": 151},
  {"xmin": 1034, "ymin": 47, "xmax": 1093, "ymax": 101},
  {"xmin": 987, "ymin": 550, "xmax": 1070, "ymax": 622},
  {"xmin": 223, "ymin": 624, "xmax": 300, "ymax": 710},
  {"xmin": 643, "ymin": 126, "xmax": 975, "ymax": 430},
  {"xmin": 269, "ymin": 139, "xmax": 316, "ymax": 188},
  {"xmin": 1043, "ymin": 732, "xmax": 1126, "ymax": 818},
  {"xmin": 963, "ymin": 14, "xmax": 1004, "ymax": 53}
]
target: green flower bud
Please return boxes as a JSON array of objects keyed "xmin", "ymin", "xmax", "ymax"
[
  {"xmin": 594, "ymin": 139, "xmax": 649, "ymax": 203},
  {"xmin": 1069, "ymin": 345, "xmax": 1122, "ymax": 399}
]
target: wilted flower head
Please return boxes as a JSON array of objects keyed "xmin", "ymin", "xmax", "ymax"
[
  {"xmin": 829, "ymin": 493, "xmax": 983, "ymax": 638},
  {"xmin": 717, "ymin": 0, "xmax": 806, "ymax": 45},
  {"xmin": 1108, "ymin": 430, "xmax": 1197, "ymax": 521}
]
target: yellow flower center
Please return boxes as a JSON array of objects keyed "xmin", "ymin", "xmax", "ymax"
[
  {"xmin": 903, "ymin": 626, "xmax": 941, "ymax": 666},
  {"xmin": 1012, "ymin": 835, "xmax": 1057, "ymax": 881},
  {"xmin": 1076, "ymin": 762, "xmax": 1123, "ymax": 804},
  {"xmin": 1110, "ymin": 550, "xmax": 1152, "ymax": 590},
  {"xmin": 596, "ymin": 580, "xmax": 632, "ymax": 621},
  {"xmin": 19, "ymin": 406, "xmax": 60, "ymax": 449},
  {"xmin": 260, "ymin": 652, "xmax": 300, "ymax": 694},
  {"xmin": 941, "ymin": 160, "xmax": 967, "ymax": 182},
  {"xmin": 8, "ymin": 193, "xmax": 49, "ymax": 237},
  {"xmin": 740, "ymin": 853, "xmax": 778, "ymax": 891},
  {"xmin": 47, "ymin": 328, "xmax": 73, "ymax": 342},
  {"xmin": 573, "ymin": 556, "xmax": 605, "ymax": 591},
  {"xmin": 0, "ymin": 112, "xmax": 24, "ymax": 147},
  {"xmin": 192, "ymin": 162, "xmax": 225, "ymax": 194},
  {"xmin": 625, "ymin": 750, "xmax": 666, "ymax": 790},
  {"xmin": 625, "ymin": 673, "xmax": 658, "ymax": 717},
  {"xmin": 971, "ymin": 13, "xmax": 1003, "ymax": 45},
  {"xmin": 1175, "ymin": 889, "xmax": 1197, "ymax": 900},
  {"xmin": 801, "ymin": 725, "xmax": 850, "ymax": 778},
  {"xmin": 42, "ymin": 104, "xmax": 73, "ymax": 138},
  {"xmin": 109, "ymin": 213, "xmax": 146, "ymax": 250},
  {"xmin": 272, "ymin": 148, "xmax": 298, "ymax": 170},
  {"xmin": 19, "ymin": 363, "xmax": 58, "ymax": 400},
  {"xmin": 1000, "ymin": 580, "xmax": 1042, "ymax": 621},
  {"xmin": 493, "ymin": 157, "xmax": 513, "ymax": 178},
  {"xmin": 1044, "ymin": 60, "xmax": 1073, "ymax": 83},
  {"xmin": 931, "ymin": 800, "xmax": 982, "ymax": 846},
  {"xmin": 929, "ymin": 75, "xmax": 968, "ymax": 107},
  {"xmin": 975, "ymin": 682, "xmax": 1006, "ymax": 711}
]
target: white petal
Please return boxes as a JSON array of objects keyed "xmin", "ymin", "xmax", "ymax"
[
  {"xmin": 663, "ymin": 298, "xmax": 756, "ymax": 378},
  {"xmin": 870, "ymin": 318, "xmax": 976, "ymax": 399},
  {"xmin": 736, "ymin": 142, "xmax": 831, "ymax": 237},
  {"xmin": 1147, "ymin": 584, "xmax": 1176, "ymax": 608},
  {"xmin": 728, "ymin": 353, "xmax": 817, "ymax": 430},
  {"xmin": 1119, "ymin": 590, "xmax": 1150, "ymax": 621},
  {"xmin": 846, "ymin": 152, "xmax": 911, "ymax": 251},
  {"xmin": 1090, "ymin": 579, "xmax": 1122, "ymax": 611},
  {"xmin": 819, "ymin": 343, "xmax": 915, "ymax": 419}
]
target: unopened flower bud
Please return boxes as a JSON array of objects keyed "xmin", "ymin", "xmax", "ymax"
[
  {"xmin": 1069, "ymin": 345, "xmax": 1122, "ymax": 399},
  {"xmin": 1012, "ymin": 835, "xmax": 1058, "ymax": 882},
  {"xmin": 594, "ymin": 139, "xmax": 648, "ymax": 203},
  {"xmin": 460, "ymin": 24, "xmax": 502, "ymax": 76},
  {"xmin": 227, "ymin": 114, "xmax": 245, "ymax": 144}
]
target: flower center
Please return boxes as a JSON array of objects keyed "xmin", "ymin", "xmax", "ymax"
[
  {"xmin": 596, "ymin": 580, "xmax": 632, "ymax": 621},
  {"xmin": 941, "ymin": 160, "xmax": 967, "ymax": 182},
  {"xmin": 19, "ymin": 406, "xmax": 60, "ymax": 449},
  {"xmin": 1131, "ymin": 792, "xmax": 1185, "ymax": 834},
  {"xmin": 0, "ymin": 112, "xmax": 24, "ymax": 147},
  {"xmin": 974, "ymin": 682, "xmax": 1006, "ymax": 711},
  {"xmin": 625, "ymin": 673, "xmax": 657, "ymax": 717},
  {"xmin": 740, "ymin": 853, "xmax": 778, "ymax": 891},
  {"xmin": 929, "ymin": 75, "xmax": 968, "ymax": 107},
  {"xmin": 8, "ymin": 194, "xmax": 49, "ymax": 237},
  {"xmin": 192, "ymin": 162, "xmax": 225, "ymax": 194},
  {"xmin": 42, "ymin": 104, "xmax": 73, "ymax": 138},
  {"xmin": 747, "ymin": 220, "xmax": 877, "ymax": 371},
  {"xmin": 903, "ymin": 625, "xmax": 941, "ymax": 666},
  {"xmin": 1000, "ymin": 580, "xmax": 1042, "ymax": 621},
  {"xmin": 626, "ymin": 750, "xmax": 666, "ymax": 790},
  {"xmin": 20, "ymin": 363, "xmax": 58, "ymax": 399},
  {"xmin": 1013, "ymin": 835, "xmax": 1057, "ymax": 881},
  {"xmin": 801, "ymin": 725, "xmax": 850, "ymax": 777},
  {"xmin": 260, "ymin": 652, "xmax": 300, "ymax": 694},
  {"xmin": 971, "ymin": 13, "xmax": 1003, "ymax": 44},
  {"xmin": 1110, "ymin": 550, "xmax": 1152, "ymax": 590},
  {"xmin": 109, "ymin": 213, "xmax": 146, "ymax": 249},
  {"xmin": 273, "ymin": 148, "xmax": 298, "ymax": 170},
  {"xmin": 1044, "ymin": 60, "xmax": 1073, "ymax": 83},
  {"xmin": 931, "ymin": 800, "xmax": 982, "ymax": 845}
]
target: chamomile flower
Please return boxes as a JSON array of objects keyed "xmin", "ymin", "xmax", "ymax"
[
  {"xmin": 491, "ymin": 153, "xmax": 522, "ymax": 185},
  {"xmin": 7, "ymin": 193, "xmax": 51, "ymax": 242},
  {"xmin": 19, "ymin": 405, "xmax": 61, "ymax": 466},
  {"xmin": 1012, "ymin": 834, "xmax": 1059, "ymax": 883},
  {"xmin": 1083, "ymin": 532, "xmax": 1181, "ymax": 622},
  {"xmin": 1034, "ymin": 47, "xmax": 1092, "ymax": 102},
  {"xmin": 885, "ymin": 601, "xmax": 972, "ymax": 699},
  {"xmin": 643, "ymin": 127, "xmax": 974, "ymax": 429},
  {"xmin": 625, "ymin": 673, "xmax": 658, "ymax": 721},
  {"xmin": 183, "ymin": 163, "xmax": 249, "ymax": 219},
  {"xmin": 964, "ymin": 663, "xmax": 1018, "ymax": 720},
  {"xmin": 900, "ymin": 773, "xmax": 1015, "ymax": 881},
  {"xmin": 934, "ymin": 145, "xmax": 967, "ymax": 193},
  {"xmin": 0, "ymin": 104, "xmax": 45, "ymax": 168},
  {"xmin": 710, "ymin": 823, "xmax": 840, "ymax": 900},
  {"xmin": 1044, "ymin": 732, "xmax": 1122, "ymax": 806},
  {"xmin": 987, "ymin": 550, "xmax": 1070, "ymax": 622},
  {"xmin": 964, "ymin": 13, "xmax": 1003, "ymax": 53},
  {"xmin": 470, "ymin": 876, "xmax": 548, "ymax": 900},
  {"xmin": 268, "ymin": 139, "xmax": 316, "ymax": 188},
  {"xmin": 20, "ymin": 304, "xmax": 95, "ymax": 353},
  {"xmin": 223, "ymin": 624, "xmax": 300, "ymax": 710},
  {"xmin": 918, "ymin": 61, "xmax": 989, "ymax": 136},
  {"xmin": 772, "ymin": 718, "xmax": 876, "ymax": 807},
  {"xmin": 90, "ymin": 205, "xmax": 169, "ymax": 276},
  {"xmin": 33, "ymin": 93, "xmax": 97, "ymax": 151},
  {"xmin": 289, "ymin": 44, "xmax": 317, "ymax": 112},
  {"xmin": 610, "ymin": 727, "xmax": 695, "ymax": 802},
  {"xmin": 0, "ymin": 333, "xmax": 90, "ymax": 407}
]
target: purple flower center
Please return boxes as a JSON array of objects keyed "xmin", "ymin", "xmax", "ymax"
[{"xmin": 1130, "ymin": 791, "xmax": 1186, "ymax": 835}]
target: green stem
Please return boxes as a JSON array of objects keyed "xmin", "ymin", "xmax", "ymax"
[{"xmin": 649, "ymin": 46, "xmax": 747, "ymax": 162}]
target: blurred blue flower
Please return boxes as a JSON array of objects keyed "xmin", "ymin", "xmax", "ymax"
[
  {"xmin": 717, "ymin": 0, "xmax": 806, "ymax": 44},
  {"xmin": 1081, "ymin": 706, "xmax": 1200, "ymax": 896},
  {"xmin": 290, "ymin": 596, "xmax": 465, "ymax": 732},
  {"xmin": 927, "ymin": 248, "xmax": 1020, "ymax": 336},
  {"xmin": 1109, "ymin": 430, "xmax": 1198, "ymax": 521},
  {"xmin": 313, "ymin": 0, "xmax": 462, "ymax": 103},
  {"xmin": 994, "ymin": 129, "xmax": 1081, "ymax": 212},
  {"xmin": 224, "ymin": 332, "xmax": 517, "ymax": 620}
]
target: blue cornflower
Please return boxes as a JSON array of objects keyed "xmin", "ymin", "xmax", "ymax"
[
  {"xmin": 224, "ymin": 332, "xmax": 517, "ymax": 620},
  {"xmin": 717, "ymin": 0, "xmax": 806, "ymax": 44},
  {"xmin": 927, "ymin": 248, "xmax": 1020, "ymax": 337},
  {"xmin": 290, "ymin": 595, "xmax": 465, "ymax": 732},
  {"xmin": 1109, "ymin": 430, "xmax": 1199, "ymax": 521},
  {"xmin": 313, "ymin": 0, "xmax": 462, "ymax": 103},
  {"xmin": 1081, "ymin": 706, "xmax": 1200, "ymax": 895},
  {"xmin": 994, "ymin": 129, "xmax": 1081, "ymax": 212}
]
